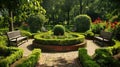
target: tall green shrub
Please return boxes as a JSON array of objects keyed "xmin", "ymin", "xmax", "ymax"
[
  {"xmin": 74, "ymin": 14, "xmax": 92, "ymax": 32},
  {"xmin": 27, "ymin": 14, "xmax": 46, "ymax": 33},
  {"xmin": 53, "ymin": 25, "xmax": 65, "ymax": 36}
]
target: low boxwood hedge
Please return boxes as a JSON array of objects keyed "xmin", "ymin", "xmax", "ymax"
[
  {"xmin": 0, "ymin": 46, "xmax": 23, "ymax": 67},
  {"xmin": 78, "ymin": 48, "xmax": 100, "ymax": 67},
  {"xmin": 15, "ymin": 49, "xmax": 41, "ymax": 67},
  {"xmin": 34, "ymin": 32, "xmax": 85, "ymax": 46}
]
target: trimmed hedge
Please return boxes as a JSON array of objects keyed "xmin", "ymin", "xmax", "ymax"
[
  {"xmin": 94, "ymin": 47, "xmax": 120, "ymax": 67},
  {"xmin": 78, "ymin": 48, "xmax": 100, "ymax": 67},
  {"xmin": 0, "ymin": 46, "xmax": 23, "ymax": 67},
  {"xmin": 84, "ymin": 30, "xmax": 94, "ymax": 39},
  {"xmin": 15, "ymin": 49, "xmax": 41, "ymax": 67},
  {"xmin": 34, "ymin": 32, "xmax": 85, "ymax": 46}
]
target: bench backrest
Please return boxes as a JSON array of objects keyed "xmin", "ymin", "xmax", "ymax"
[
  {"xmin": 100, "ymin": 31, "xmax": 112, "ymax": 40},
  {"xmin": 7, "ymin": 30, "xmax": 21, "ymax": 40}
]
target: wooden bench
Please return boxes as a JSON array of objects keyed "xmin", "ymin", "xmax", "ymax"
[
  {"xmin": 93, "ymin": 30, "xmax": 113, "ymax": 46},
  {"xmin": 7, "ymin": 30, "xmax": 28, "ymax": 46}
]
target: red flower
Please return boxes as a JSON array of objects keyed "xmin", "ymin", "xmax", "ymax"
[
  {"xmin": 93, "ymin": 17, "xmax": 102, "ymax": 24},
  {"xmin": 114, "ymin": 21, "xmax": 118, "ymax": 25},
  {"xmin": 111, "ymin": 23, "xmax": 115, "ymax": 28}
]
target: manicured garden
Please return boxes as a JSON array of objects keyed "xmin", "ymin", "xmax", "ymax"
[{"xmin": 0, "ymin": 0, "xmax": 120, "ymax": 67}]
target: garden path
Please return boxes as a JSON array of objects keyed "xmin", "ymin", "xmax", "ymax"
[{"xmin": 18, "ymin": 39, "xmax": 100, "ymax": 67}]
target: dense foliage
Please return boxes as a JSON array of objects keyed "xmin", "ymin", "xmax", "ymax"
[
  {"xmin": 27, "ymin": 14, "xmax": 46, "ymax": 33},
  {"xmin": 74, "ymin": 14, "xmax": 92, "ymax": 32},
  {"xmin": 20, "ymin": 30, "xmax": 32, "ymax": 38},
  {"xmin": 84, "ymin": 30, "xmax": 94, "ymax": 39},
  {"xmin": 78, "ymin": 48, "xmax": 100, "ymax": 67},
  {"xmin": 53, "ymin": 25, "xmax": 65, "ymax": 35},
  {"xmin": 94, "ymin": 48, "xmax": 120, "ymax": 67},
  {"xmin": 41, "ymin": 0, "xmax": 120, "ymax": 25}
]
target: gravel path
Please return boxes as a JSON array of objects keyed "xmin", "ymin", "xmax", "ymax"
[{"xmin": 18, "ymin": 39, "xmax": 100, "ymax": 67}]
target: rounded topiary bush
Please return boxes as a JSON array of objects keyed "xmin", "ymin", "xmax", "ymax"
[
  {"xmin": 53, "ymin": 25, "xmax": 65, "ymax": 36},
  {"xmin": 74, "ymin": 14, "xmax": 92, "ymax": 32}
]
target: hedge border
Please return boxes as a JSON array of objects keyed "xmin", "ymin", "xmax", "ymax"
[
  {"xmin": 0, "ymin": 46, "xmax": 23, "ymax": 67},
  {"xmin": 33, "ymin": 40, "xmax": 86, "ymax": 51},
  {"xmin": 78, "ymin": 48, "xmax": 100, "ymax": 67},
  {"xmin": 34, "ymin": 32, "xmax": 85, "ymax": 46},
  {"xmin": 14, "ymin": 49, "xmax": 41, "ymax": 67}
]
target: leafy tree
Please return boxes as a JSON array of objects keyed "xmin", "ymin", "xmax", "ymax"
[
  {"xmin": 63, "ymin": 0, "xmax": 74, "ymax": 25},
  {"xmin": 0, "ymin": 0, "xmax": 28, "ymax": 31},
  {"xmin": 18, "ymin": 0, "xmax": 46, "ymax": 22},
  {"xmin": 42, "ymin": 0, "xmax": 65, "ymax": 25}
]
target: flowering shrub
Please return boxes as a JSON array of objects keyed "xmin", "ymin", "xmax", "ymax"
[
  {"xmin": 92, "ymin": 17, "xmax": 120, "ymax": 33},
  {"xmin": 91, "ymin": 17, "xmax": 120, "ymax": 40},
  {"xmin": 105, "ymin": 21, "xmax": 119, "ymax": 32},
  {"xmin": 91, "ymin": 18, "xmax": 106, "ymax": 34}
]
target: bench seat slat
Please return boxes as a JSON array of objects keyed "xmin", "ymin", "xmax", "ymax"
[
  {"xmin": 93, "ymin": 30, "xmax": 113, "ymax": 46},
  {"xmin": 7, "ymin": 30, "xmax": 28, "ymax": 46}
]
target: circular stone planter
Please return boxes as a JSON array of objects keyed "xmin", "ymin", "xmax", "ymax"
[
  {"xmin": 33, "ymin": 32, "xmax": 86, "ymax": 51},
  {"xmin": 33, "ymin": 40, "xmax": 87, "ymax": 51}
]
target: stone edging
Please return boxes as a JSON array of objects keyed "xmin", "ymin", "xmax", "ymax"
[{"xmin": 33, "ymin": 40, "xmax": 87, "ymax": 52}]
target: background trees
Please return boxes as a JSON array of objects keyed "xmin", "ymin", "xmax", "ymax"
[
  {"xmin": 0, "ymin": 0, "xmax": 28, "ymax": 31},
  {"xmin": 41, "ymin": 0, "xmax": 120, "ymax": 24},
  {"xmin": 0, "ymin": 0, "xmax": 120, "ymax": 31},
  {"xmin": 0, "ymin": 0, "xmax": 47, "ymax": 32}
]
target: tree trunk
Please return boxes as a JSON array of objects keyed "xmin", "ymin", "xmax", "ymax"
[
  {"xmin": 79, "ymin": 0, "xmax": 83, "ymax": 14},
  {"xmin": 67, "ymin": 11, "xmax": 70, "ymax": 25},
  {"xmin": 9, "ymin": 10, "xmax": 14, "ymax": 31}
]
